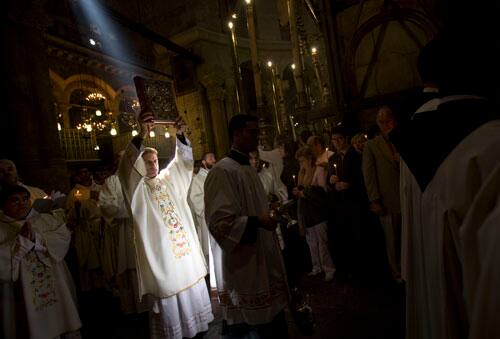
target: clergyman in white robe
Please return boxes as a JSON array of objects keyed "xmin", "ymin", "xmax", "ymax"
[
  {"xmin": 204, "ymin": 149, "xmax": 288, "ymax": 327},
  {"xmin": 98, "ymin": 173, "xmax": 148, "ymax": 314},
  {"xmin": 400, "ymin": 95, "xmax": 500, "ymax": 339},
  {"xmin": 0, "ymin": 208, "xmax": 81, "ymax": 339},
  {"xmin": 460, "ymin": 162, "xmax": 500, "ymax": 339},
  {"xmin": 119, "ymin": 134, "xmax": 213, "ymax": 339},
  {"xmin": 187, "ymin": 166, "xmax": 216, "ymax": 290}
]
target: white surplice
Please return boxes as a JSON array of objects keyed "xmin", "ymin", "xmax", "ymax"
[
  {"xmin": 119, "ymin": 136, "xmax": 213, "ymax": 338},
  {"xmin": 258, "ymin": 149, "xmax": 288, "ymax": 250},
  {"xmin": 0, "ymin": 210, "xmax": 81, "ymax": 339},
  {"xmin": 258, "ymin": 148, "xmax": 288, "ymax": 203},
  {"xmin": 204, "ymin": 156, "xmax": 288, "ymax": 326},
  {"xmin": 99, "ymin": 174, "xmax": 148, "ymax": 314},
  {"xmin": 460, "ymin": 162, "xmax": 500, "ymax": 339},
  {"xmin": 187, "ymin": 168, "xmax": 216, "ymax": 289},
  {"xmin": 65, "ymin": 184, "xmax": 103, "ymax": 290},
  {"xmin": 187, "ymin": 168, "xmax": 210, "ymax": 258},
  {"xmin": 98, "ymin": 174, "xmax": 135, "ymax": 276},
  {"xmin": 402, "ymin": 118, "xmax": 500, "ymax": 339}
]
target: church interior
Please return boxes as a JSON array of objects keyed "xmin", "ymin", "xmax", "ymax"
[{"xmin": 1, "ymin": 0, "xmax": 498, "ymax": 338}]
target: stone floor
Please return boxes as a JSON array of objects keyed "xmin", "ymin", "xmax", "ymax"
[{"xmin": 79, "ymin": 271, "xmax": 405, "ymax": 339}]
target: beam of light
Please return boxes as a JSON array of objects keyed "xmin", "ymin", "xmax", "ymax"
[{"xmin": 72, "ymin": 0, "xmax": 131, "ymax": 62}]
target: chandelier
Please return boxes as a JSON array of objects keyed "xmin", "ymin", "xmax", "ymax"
[
  {"xmin": 86, "ymin": 92, "xmax": 107, "ymax": 102},
  {"xmin": 76, "ymin": 107, "xmax": 117, "ymax": 135}
]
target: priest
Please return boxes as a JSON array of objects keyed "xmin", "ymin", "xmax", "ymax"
[
  {"xmin": 118, "ymin": 113, "xmax": 213, "ymax": 339},
  {"xmin": 204, "ymin": 114, "xmax": 289, "ymax": 337}
]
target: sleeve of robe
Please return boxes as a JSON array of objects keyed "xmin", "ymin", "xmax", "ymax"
[
  {"xmin": 8, "ymin": 215, "xmax": 71, "ymax": 281},
  {"xmin": 362, "ymin": 140, "xmax": 381, "ymax": 202},
  {"xmin": 159, "ymin": 135, "xmax": 193, "ymax": 197},
  {"xmin": 118, "ymin": 137, "xmax": 146, "ymax": 203},
  {"xmin": 460, "ymin": 162, "xmax": 500, "ymax": 339},
  {"xmin": 204, "ymin": 166, "xmax": 250, "ymax": 252},
  {"xmin": 188, "ymin": 175, "xmax": 205, "ymax": 223},
  {"xmin": 99, "ymin": 175, "xmax": 128, "ymax": 223}
]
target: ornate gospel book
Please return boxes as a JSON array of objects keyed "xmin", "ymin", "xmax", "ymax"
[{"xmin": 133, "ymin": 76, "xmax": 179, "ymax": 124}]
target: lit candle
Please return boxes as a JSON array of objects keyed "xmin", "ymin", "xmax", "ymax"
[
  {"xmin": 333, "ymin": 163, "xmax": 338, "ymax": 175},
  {"xmin": 74, "ymin": 189, "xmax": 83, "ymax": 202},
  {"xmin": 292, "ymin": 174, "xmax": 297, "ymax": 186}
]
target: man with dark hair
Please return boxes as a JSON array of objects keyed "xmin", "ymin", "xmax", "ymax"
[
  {"xmin": 328, "ymin": 127, "xmax": 367, "ymax": 278},
  {"xmin": 227, "ymin": 114, "xmax": 259, "ymax": 141},
  {"xmin": 204, "ymin": 114, "xmax": 288, "ymax": 337}
]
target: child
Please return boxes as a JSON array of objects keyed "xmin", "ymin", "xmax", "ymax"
[{"xmin": 0, "ymin": 185, "xmax": 81, "ymax": 339}]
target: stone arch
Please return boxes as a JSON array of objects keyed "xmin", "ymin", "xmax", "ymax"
[
  {"xmin": 62, "ymin": 74, "xmax": 117, "ymax": 104},
  {"xmin": 345, "ymin": 8, "xmax": 437, "ymax": 99},
  {"xmin": 60, "ymin": 74, "xmax": 116, "ymax": 129}
]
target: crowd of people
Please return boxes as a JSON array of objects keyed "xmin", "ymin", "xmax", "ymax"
[{"xmin": 1, "ymin": 31, "xmax": 499, "ymax": 339}]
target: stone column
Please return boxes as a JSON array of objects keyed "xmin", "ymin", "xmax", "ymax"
[
  {"xmin": 2, "ymin": 2, "xmax": 69, "ymax": 192},
  {"xmin": 287, "ymin": 0, "xmax": 308, "ymax": 109},
  {"xmin": 205, "ymin": 86, "xmax": 230, "ymax": 158},
  {"xmin": 245, "ymin": 0, "xmax": 265, "ymax": 115}
]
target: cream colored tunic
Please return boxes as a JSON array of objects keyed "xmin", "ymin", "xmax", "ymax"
[
  {"xmin": 0, "ymin": 210, "xmax": 81, "ymax": 339},
  {"xmin": 205, "ymin": 156, "xmax": 288, "ymax": 326},
  {"xmin": 119, "ymin": 137, "xmax": 208, "ymax": 299},
  {"xmin": 402, "ymin": 118, "xmax": 500, "ymax": 339}
]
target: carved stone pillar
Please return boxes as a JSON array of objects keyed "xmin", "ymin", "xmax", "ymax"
[{"xmin": 2, "ymin": 2, "xmax": 69, "ymax": 192}]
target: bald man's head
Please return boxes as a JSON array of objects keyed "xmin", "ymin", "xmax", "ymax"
[
  {"xmin": 0, "ymin": 159, "xmax": 18, "ymax": 186},
  {"xmin": 376, "ymin": 106, "xmax": 397, "ymax": 136}
]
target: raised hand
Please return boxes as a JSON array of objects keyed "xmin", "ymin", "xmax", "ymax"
[
  {"xmin": 139, "ymin": 112, "xmax": 155, "ymax": 137},
  {"xmin": 174, "ymin": 117, "xmax": 187, "ymax": 135},
  {"xmin": 19, "ymin": 221, "xmax": 34, "ymax": 241}
]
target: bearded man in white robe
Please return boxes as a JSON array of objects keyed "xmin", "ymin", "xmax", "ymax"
[
  {"xmin": 205, "ymin": 114, "xmax": 289, "ymax": 338},
  {"xmin": 119, "ymin": 114, "xmax": 213, "ymax": 339}
]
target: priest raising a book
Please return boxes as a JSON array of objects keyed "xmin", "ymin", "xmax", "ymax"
[{"xmin": 118, "ymin": 111, "xmax": 213, "ymax": 339}]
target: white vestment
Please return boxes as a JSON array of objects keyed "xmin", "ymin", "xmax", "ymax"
[
  {"xmin": 187, "ymin": 168, "xmax": 210, "ymax": 258},
  {"xmin": 205, "ymin": 156, "xmax": 288, "ymax": 326},
  {"xmin": 119, "ymin": 137, "xmax": 213, "ymax": 338},
  {"xmin": 402, "ymin": 117, "xmax": 500, "ymax": 339},
  {"xmin": 99, "ymin": 174, "xmax": 147, "ymax": 314},
  {"xmin": 65, "ymin": 184, "xmax": 103, "ymax": 291},
  {"xmin": 258, "ymin": 148, "xmax": 288, "ymax": 203},
  {"xmin": 258, "ymin": 149, "xmax": 288, "ymax": 249},
  {"xmin": 98, "ymin": 174, "xmax": 135, "ymax": 276},
  {"xmin": 187, "ymin": 168, "xmax": 216, "ymax": 289},
  {"xmin": 460, "ymin": 162, "xmax": 500, "ymax": 339},
  {"xmin": 0, "ymin": 210, "xmax": 81, "ymax": 339}
]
